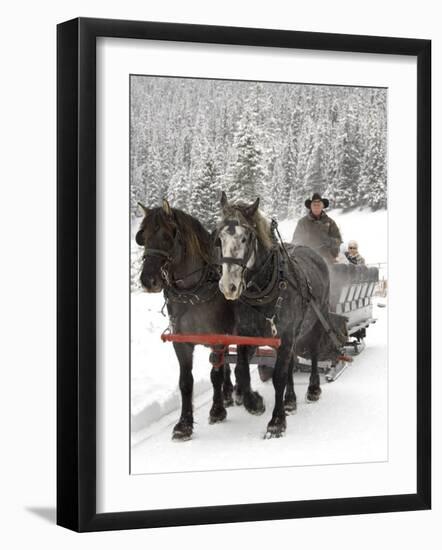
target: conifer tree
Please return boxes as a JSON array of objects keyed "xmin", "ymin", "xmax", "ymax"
[
  {"xmin": 140, "ymin": 146, "xmax": 166, "ymax": 208},
  {"xmin": 280, "ymin": 133, "xmax": 298, "ymax": 219},
  {"xmin": 227, "ymin": 88, "xmax": 266, "ymax": 204},
  {"xmin": 167, "ymin": 169, "xmax": 190, "ymax": 211},
  {"xmin": 129, "ymin": 76, "xmax": 388, "ymax": 219},
  {"xmin": 190, "ymin": 154, "xmax": 221, "ymax": 230},
  {"xmin": 333, "ymin": 115, "xmax": 364, "ymax": 209},
  {"xmin": 305, "ymin": 144, "xmax": 325, "ymax": 195},
  {"xmin": 359, "ymin": 122, "xmax": 387, "ymax": 210}
]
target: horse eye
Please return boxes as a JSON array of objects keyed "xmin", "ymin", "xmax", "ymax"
[{"xmin": 241, "ymin": 237, "xmax": 247, "ymax": 243}]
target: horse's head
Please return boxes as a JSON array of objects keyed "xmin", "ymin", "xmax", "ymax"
[
  {"xmin": 216, "ymin": 192, "xmax": 261, "ymax": 300},
  {"xmin": 135, "ymin": 199, "xmax": 182, "ymax": 292}
]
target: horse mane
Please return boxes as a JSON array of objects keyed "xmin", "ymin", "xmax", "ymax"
[
  {"xmin": 252, "ymin": 209, "xmax": 274, "ymax": 250},
  {"xmin": 221, "ymin": 202, "xmax": 274, "ymax": 250},
  {"xmin": 144, "ymin": 207, "xmax": 212, "ymax": 262}
]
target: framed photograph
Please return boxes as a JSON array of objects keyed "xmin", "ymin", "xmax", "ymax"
[{"xmin": 57, "ymin": 17, "xmax": 431, "ymax": 532}]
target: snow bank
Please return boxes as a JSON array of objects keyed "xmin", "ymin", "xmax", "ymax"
[{"xmin": 131, "ymin": 291, "xmax": 215, "ymax": 433}]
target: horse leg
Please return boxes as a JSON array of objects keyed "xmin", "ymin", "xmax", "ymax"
[
  {"xmin": 232, "ymin": 347, "xmax": 248, "ymax": 406},
  {"xmin": 172, "ymin": 342, "xmax": 195, "ymax": 440},
  {"xmin": 209, "ymin": 362, "xmax": 227, "ymax": 424},
  {"xmin": 307, "ymin": 350, "xmax": 322, "ymax": 402},
  {"xmin": 233, "ymin": 357, "xmax": 243, "ymax": 406},
  {"xmin": 284, "ymin": 354, "xmax": 297, "ymax": 413},
  {"xmin": 235, "ymin": 345, "xmax": 265, "ymax": 415},
  {"xmin": 222, "ymin": 364, "xmax": 234, "ymax": 407},
  {"xmin": 266, "ymin": 341, "xmax": 292, "ymax": 438}
]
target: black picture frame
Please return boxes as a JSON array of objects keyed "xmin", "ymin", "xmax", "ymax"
[{"xmin": 57, "ymin": 17, "xmax": 431, "ymax": 532}]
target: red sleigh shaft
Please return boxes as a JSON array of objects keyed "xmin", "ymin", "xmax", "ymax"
[{"xmin": 160, "ymin": 332, "xmax": 281, "ymax": 349}]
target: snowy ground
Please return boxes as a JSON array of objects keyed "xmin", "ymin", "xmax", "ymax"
[
  {"xmin": 131, "ymin": 295, "xmax": 387, "ymax": 474},
  {"xmin": 131, "ymin": 209, "xmax": 388, "ymax": 475}
]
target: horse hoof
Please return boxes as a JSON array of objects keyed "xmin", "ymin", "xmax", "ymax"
[
  {"xmin": 244, "ymin": 391, "xmax": 265, "ymax": 416},
  {"xmin": 264, "ymin": 428, "xmax": 285, "ymax": 439},
  {"xmin": 223, "ymin": 386, "xmax": 234, "ymax": 407},
  {"xmin": 172, "ymin": 428, "xmax": 193, "ymax": 441},
  {"xmin": 264, "ymin": 417, "xmax": 286, "ymax": 439},
  {"xmin": 306, "ymin": 387, "xmax": 322, "ymax": 402},
  {"xmin": 284, "ymin": 400, "xmax": 297, "ymax": 413},
  {"xmin": 209, "ymin": 405, "xmax": 227, "ymax": 424},
  {"xmin": 172, "ymin": 420, "xmax": 193, "ymax": 441},
  {"xmin": 223, "ymin": 395, "xmax": 234, "ymax": 407},
  {"xmin": 234, "ymin": 392, "xmax": 244, "ymax": 406}
]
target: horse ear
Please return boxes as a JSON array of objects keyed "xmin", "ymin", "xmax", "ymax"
[
  {"xmin": 244, "ymin": 197, "xmax": 260, "ymax": 218},
  {"xmin": 220, "ymin": 191, "xmax": 228, "ymax": 209},
  {"xmin": 137, "ymin": 202, "xmax": 149, "ymax": 216},
  {"xmin": 162, "ymin": 198, "xmax": 173, "ymax": 217}
]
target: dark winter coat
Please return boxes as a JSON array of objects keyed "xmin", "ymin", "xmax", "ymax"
[
  {"xmin": 291, "ymin": 211, "xmax": 342, "ymax": 263},
  {"xmin": 344, "ymin": 251, "xmax": 365, "ymax": 265}
]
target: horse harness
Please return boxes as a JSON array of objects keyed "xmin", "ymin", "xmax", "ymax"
[
  {"xmin": 142, "ymin": 225, "xmax": 219, "ymax": 306},
  {"xmin": 216, "ymin": 217, "xmax": 342, "ymax": 351}
]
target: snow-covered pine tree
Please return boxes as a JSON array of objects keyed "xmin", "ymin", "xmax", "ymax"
[
  {"xmin": 140, "ymin": 145, "xmax": 167, "ymax": 208},
  {"xmin": 279, "ymin": 131, "xmax": 298, "ymax": 220},
  {"xmin": 226, "ymin": 85, "xmax": 267, "ymax": 205},
  {"xmin": 167, "ymin": 169, "xmax": 191, "ymax": 211},
  {"xmin": 253, "ymin": 86, "xmax": 283, "ymax": 216},
  {"xmin": 130, "ymin": 76, "xmax": 387, "ymax": 219},
  {"xmin": 332, "ymin": 106, "xmax": 364, "ymax": 209},
  {"xmin": 359, "ymin": 129, "xmax": 387, "ymax": 210},
  {"xmin": 359, "ymin": 92, "xmax": 387, "ymax": 210},
  {"xmin": 289, "ymin": 117, "xmax": 316, "ymax": 214},
  {"xmin": 305, "ymin": 144, "xmax": 325, "ymax": 195},
  {"xmin": 130, "ymin": 164, "xmax": 146, "ymax": 217},
  {"xmin": 265, "ymin": 156, "xmax": 283, "ymax": 219},
  {"xmin": 283, "ymin": 106, "xmax": 303, "ymax": 218},
  {"xmin": 189, "ymin": 146, "xmax": 222, "ymax": 230},
  {"xmin": 322, "ymin": 114, "xmax": 342, "ymax": 203}
]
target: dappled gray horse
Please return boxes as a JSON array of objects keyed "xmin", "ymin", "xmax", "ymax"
[{"xmin": 216, "ymin": 192, "xmax": 333, "ymax": 438}]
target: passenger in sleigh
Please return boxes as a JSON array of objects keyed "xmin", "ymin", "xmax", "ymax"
[
  {"xmin": 291, "ymin": 192, "xmax": 343, "ymax": 264},
  {"xmin": 344, "ymin": 240, "xmax": 366, "ymax": 265}
]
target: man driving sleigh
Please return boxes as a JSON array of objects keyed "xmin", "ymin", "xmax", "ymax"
[{"xmin": 291, "ymin": 192, "xmax": 343, "ymax": 264}]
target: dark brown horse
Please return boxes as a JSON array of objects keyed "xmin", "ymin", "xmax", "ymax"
[
  {"xmin": 216, "ymin": 193, "xmax": 334, "ymax": 438},
  {"xmin": 135, "ymin": 200, "xmax": 264, "ymax": 440}
]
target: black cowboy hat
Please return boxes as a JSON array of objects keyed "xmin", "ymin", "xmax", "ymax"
[{"xmin": 305, "ymin": 192, "xmax": 329, "ymax": 209}]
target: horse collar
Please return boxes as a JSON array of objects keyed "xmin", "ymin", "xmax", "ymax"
[{"xmin": 242, "ymin": 246, "xmax": 282, "ymax": 305}]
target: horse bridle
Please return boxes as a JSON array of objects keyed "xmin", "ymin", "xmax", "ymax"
[
  {"xmin": 216, "ymin": 218, "xmax": 283, "ymax": 300},
  {"xmin": 142, "ymin": 226, "xmax": 184, "ymax": 286},
  {"xmin": 215, "ymin": 219, "xmax": 257, "ymax": 271}
]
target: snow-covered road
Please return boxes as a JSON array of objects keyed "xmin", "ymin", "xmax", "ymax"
[{"xmin": 131, "ymin": 298, "xmax": 387, "ymax": 475}]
